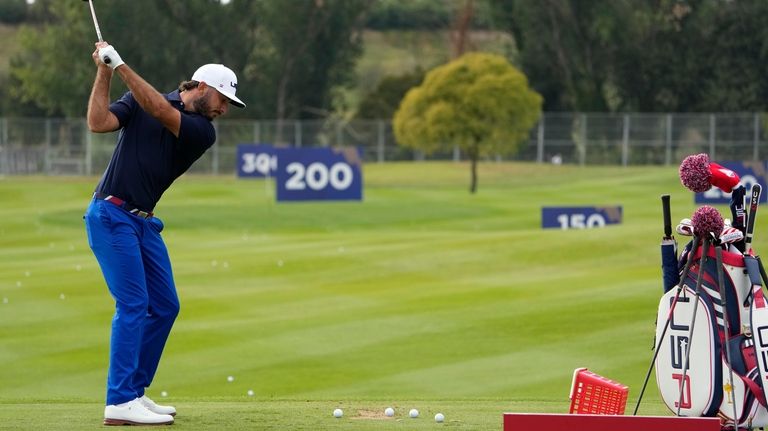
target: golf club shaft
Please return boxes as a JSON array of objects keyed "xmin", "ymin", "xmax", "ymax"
[
  {"xmin": 85, "ymin": 0, "xmax": 111, "ymax": 64},
  {"xmin": 676, "ymin": 238, "xmax": 710, "ymax": 417},
  {"xmin": 715, "ymin": 244, "xmax": 740, "ymax": 430},
  {"xmin": 633, "ymin": 236, "xmax": 700, "ymax": 415},
  {"xmin": 86, "ymin": 0, "xmax": 103, "ymax": 42}
]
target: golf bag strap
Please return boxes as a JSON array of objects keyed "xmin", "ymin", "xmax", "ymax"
[
  {"xmin": 740, "ymin": 372, "xmax": 767, "ymax": 407},
  {"xmin": 693, "ymin": 246, "xmax": 745, "ymax": 266}
]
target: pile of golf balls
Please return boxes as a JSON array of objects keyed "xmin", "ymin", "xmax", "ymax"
[{"xmin": 331, "ymin": 406, "xmax": 444, "ymax": 422}]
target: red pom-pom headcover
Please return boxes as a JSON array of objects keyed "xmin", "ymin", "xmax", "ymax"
[
  {"xmin": 680, "ymin": 153, "xmax": 739, "ymax": 193},
  {"xmin": 679, "ymin": 153, "xmax": 711, "ymax": 192},
  {"xmin": 679, "ymin": 153, "xmax": 740, "ymax": 193},
  {"xmin": 691, "ymin": 205, "xmax": 724, "ymax": 239}
]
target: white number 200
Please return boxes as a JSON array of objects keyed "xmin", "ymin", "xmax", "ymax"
[{"xmin": 285, "ymin": 162, "xmax": 354, "ymax": 191}]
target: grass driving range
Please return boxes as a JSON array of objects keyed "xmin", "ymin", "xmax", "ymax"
[{"xmin": 0, "ymin": 162, "xmax": 740, "ymax": 429}]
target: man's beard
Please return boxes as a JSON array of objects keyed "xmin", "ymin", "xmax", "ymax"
[{"xmin": 192, "ymin": 93, "xmax": 215, "ymax": 120}]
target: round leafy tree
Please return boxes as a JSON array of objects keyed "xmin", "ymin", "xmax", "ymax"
[{"xmin": 393, "ymin": 52, "xmax": 542, "ymax": 193}]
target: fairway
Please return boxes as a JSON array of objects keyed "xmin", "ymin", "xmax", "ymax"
[{"xmin": 0, "ymin": 162, "xmax": 742, "ymax": 429}]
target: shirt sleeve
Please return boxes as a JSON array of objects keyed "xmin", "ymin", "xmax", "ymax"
[
  {"xmin": 178, "ymin": 113, "xmax": 216, "ymax": 153},
  {"xmin": 108, "ymin": 92, "xmax": 136, "ymax": 128}
]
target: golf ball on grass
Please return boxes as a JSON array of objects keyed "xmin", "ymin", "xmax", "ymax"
[
  {"xmin": 409, "ymin": 408, "xmax": 419, "ymax": 418},
  {"xmin": 227, "ymin": 375, "xmax": 234, "ymax": 382},
  {"xmin": 333, "ymin": 408, "xmax": 343, "ymax": 418},
  {"xmin": 384, "ymin": 407, "xmax": 394, "ymax": 417},
  {"xmin": 435, "ymin": 413, "xmax": 445, "ymax": 423}
]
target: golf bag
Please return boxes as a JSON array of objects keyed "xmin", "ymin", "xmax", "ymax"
[{"xmin": 655, "ymin": 242, "xmax": 768, "ymax": 429}]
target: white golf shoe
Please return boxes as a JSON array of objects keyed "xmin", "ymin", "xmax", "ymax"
[
  {"xmin": 103, "ymin": 397, "xmax": 174, "ymax": 426},
  {"xmin": 140, "ymin": 394, "xmax": 177, "ymax": 416}
]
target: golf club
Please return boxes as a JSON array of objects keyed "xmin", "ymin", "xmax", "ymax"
[
  {"xmin": 676, "ymin": 237, "xmax": 710, "ymax": 417},
  {"xmin": 714, "ymin": 239, "xmax": 740, "ymax": 430},
  {"xmin": 83, "ymin": 0, "xmax": 110, "ymax": 64}
]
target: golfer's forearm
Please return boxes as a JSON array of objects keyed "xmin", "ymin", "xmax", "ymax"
[
  {"xmin": 87, "ymin": 66, "xmax": 116, "ymax": 133},
  {"xmin": 115, "ymin": 65, "xmax": 180, "ymax": 136},
  {"xmin": 115, "ymin": 65, "xmax": 164, "ymax": 116}
]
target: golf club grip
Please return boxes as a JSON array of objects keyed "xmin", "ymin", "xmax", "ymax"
[
  {"xmin": 662, "ymin": 194, "xmax": 672, "ymax": 239},
  {"xmin": 746, "ymin": 184, "xmax": 762, "ymax": 250}
]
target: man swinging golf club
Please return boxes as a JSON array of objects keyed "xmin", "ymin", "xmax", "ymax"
[{"xmin": 83, "ymin": 40, "xmax": 245, "ymax": 425}]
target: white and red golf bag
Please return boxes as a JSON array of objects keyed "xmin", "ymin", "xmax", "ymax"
[{"xmin": 655, "ymin": 243, "xmax": 768, "ymax": 429}]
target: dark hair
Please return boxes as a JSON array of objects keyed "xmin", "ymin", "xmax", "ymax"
[{"xmin": 178, "ymin": 80, "xmax": 200, "ymax": 92}]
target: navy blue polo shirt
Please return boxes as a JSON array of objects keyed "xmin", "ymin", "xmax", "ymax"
[{"xmin": 94, "ymin": 90, "xmax": 215, "ymax": 212}]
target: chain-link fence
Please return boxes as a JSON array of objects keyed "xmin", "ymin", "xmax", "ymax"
[{"xmin": 1, "ymin": 113, "xmax": 766, "ymax": 175}]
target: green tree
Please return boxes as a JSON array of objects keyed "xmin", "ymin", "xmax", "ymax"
[
  {"xmin": 0, "ymin": 0, "xmax": 26, "ymax": 24},
  {"xmin": 491, "ymin": 0, "xmax": 629, "ymax": 112},
  {"xmin": 8, "ymin": 0, "xmax": 370, "ymax": 120},
  {"xmin": 610, "ymin": 0, "xmax": 768, "ymax": 112},
  {"xmin": 393, "ymin": 52, "xmax": 542, "ymax": 193},
  {"xmin": 10, "ymin": 0, "xmax": 255, "ymax": 117},
  {"xmin": 491, "ymin": 0, "xmax": 768, "ymax": 113}
]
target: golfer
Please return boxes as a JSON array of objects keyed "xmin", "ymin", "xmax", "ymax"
[{"xmin": 83, "ymin": 41, "xmax": 245, "ymax": 426}]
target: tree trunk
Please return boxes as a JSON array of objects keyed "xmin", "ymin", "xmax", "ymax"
[
  {"xmin": 274, "ymin": 3, "xmax": 327, "ymax": 135},
  {"xmin": 450, "ymin": 0, "xmax": 474, "ymax": 59},
  {"xmin": 470, "ymin": 156, "xmax": 478, "ymax": 194},
  {"xmin": 468, "ymin": 142, "xmax": 479, "ymax": 194}
]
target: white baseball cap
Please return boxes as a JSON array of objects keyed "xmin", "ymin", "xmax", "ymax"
[{"xmin": 191, "ymin": 64, "xmax": 246, "ymax": 108}]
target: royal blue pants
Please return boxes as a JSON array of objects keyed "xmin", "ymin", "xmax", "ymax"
[{"xmin": 84, "ymin": 198, "xmax": 179, "ymax": 406}]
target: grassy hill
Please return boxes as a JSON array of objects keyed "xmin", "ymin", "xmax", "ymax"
[
  {"xmin": 353, "ymin": 30, "xmax": 514, "ymax": 95},
  {"xmin": 0, "ymin": 162, "xmax": 737, "ymax": 429}
]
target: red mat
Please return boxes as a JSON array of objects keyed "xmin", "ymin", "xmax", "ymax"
[{"xmin": 503, "ymin": 413, "xmax": 721, "ymax": 431}]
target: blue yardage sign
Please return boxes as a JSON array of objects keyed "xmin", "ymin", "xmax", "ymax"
[
  {"xmin": 695, "ymin": 161, "xmax": 768, "ymax": 204},
  {"xmin": 542, "ymin": 206, "xmax": 622, "ymax": 229},
  {"xmin": 276, "ymin": 147, "xmax": 363, "ymax": 202},
  {"xmin": 237, "ymin": 144, "xmax": 277, "ymax": 177}
]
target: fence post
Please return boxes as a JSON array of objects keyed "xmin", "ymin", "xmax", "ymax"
[
  {"xmin": 44, "ymin": 118, "xmax": 51, "ymax": 174},
  {"xmin": 0, "ymin": 117, "xmax": 6, "ymax": 174},
  {"xmin": 709, "ymin": 114, "xmax": 716, "ymax": 159},
  {"xmin": 253, "ymin": 120, "xmax": 261, "ymax": 144},
  {"xmin": 665, "ymin": 114, "xmax": 672, "ymax": 166},
  {"xmin": 377, "ymin": 120, "xmax": 385, "ymax": 163},
  {"xmin": 537, "ymin": 117, "xmax": 544, "ymax": 163},
  {"xmin": 295, "ymin": 120, "xmax": 302, "ymax": 147},
  {"xmin": 85, "ymin": 119, "xmax": 93, "ymax": 175},
  {"xmin": 579, "ymin": 113, "xmax": 587, "ymax": 166},
  {"xmin": 622, "ymin": 114, "xmax": 630, "ymax": 167},
  {"xmin": 754, "ymin": 113, "xmax": 760, "ymax": 161}
]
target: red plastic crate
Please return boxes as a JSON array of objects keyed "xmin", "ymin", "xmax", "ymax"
[{"xmin": 569, "ymin": 368, "xmax": 629, "ymax": 415}]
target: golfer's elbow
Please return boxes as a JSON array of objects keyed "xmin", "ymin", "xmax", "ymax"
[{"xmin": 87, "ymin": 113, "xmax": 119, "ymax": 133}]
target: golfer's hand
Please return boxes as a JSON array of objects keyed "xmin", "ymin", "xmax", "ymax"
[
  {"xmin": 92, "ymin": 41, "xmax": 110, "ymax": 68},
  {"xmin": 97, "ymin": 43, "xmax": 125, "ymax": 70}
]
